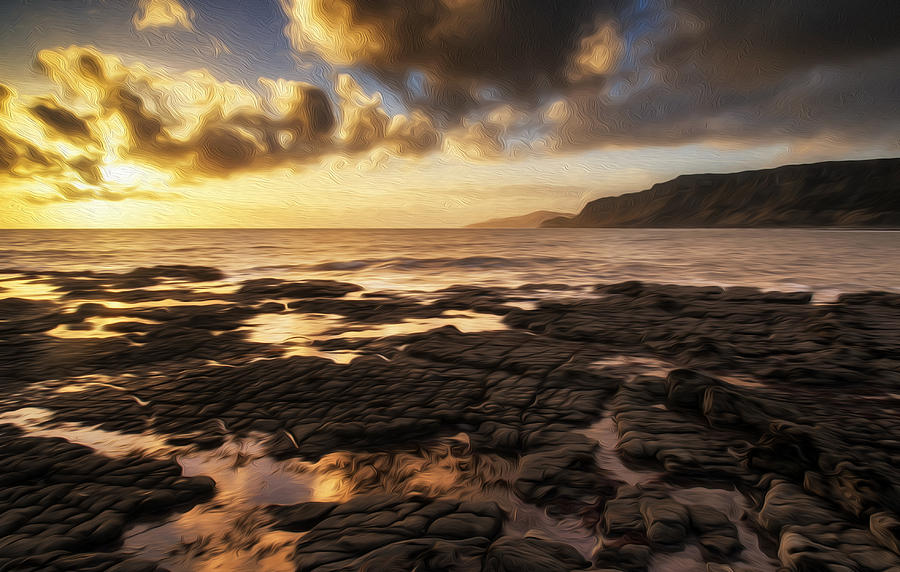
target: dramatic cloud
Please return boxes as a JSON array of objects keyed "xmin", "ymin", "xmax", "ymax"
[
  {"xmin": 2, "ymin": 45, "xmax": 506, "ymax": 202},
  {"xmin": 24, "ymin": 184, "xmax": 178, "ymax": 204},
  {"xmin": 29, "ymin": 99, "xmax": 93, "ymax": 141},
  {"xmin": 281, "ymin": 0, "xmax": 622, "ymax": 115},
  {"xmin": 568, "ymin": 21, "xmax": 625, "ymax": 81},
  {"xmin": 660, "ymin": 0, "xmax": 900, "ymax": 86},
  {"xmin": 3, "ymin": 0, "xmax": 899, "ymax": 209},
  {"xmin": 0, "ymin": 83, "xmax": 71, "ymax": 179},
  {"xmin": 26, "ymin": 46, "xmax": 339, "ymax": 178},
  {"xmin": 133, "ymin": 0, "xmax": 195, "ymax": 31},
  {"xmin": 281, "ymin": 0, "xmax": 900, "ymax": 153}
]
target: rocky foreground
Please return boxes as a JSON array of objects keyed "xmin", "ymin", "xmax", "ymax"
[{"xmin": 1, "ymin": 265, "xmax": 899, "ymax": 571}]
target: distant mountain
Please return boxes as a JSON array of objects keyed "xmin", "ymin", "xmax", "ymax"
[
  {"xmin": 466, "ymin": 210, "xmax": 573, "ymax": 228},
  {"xmin": 541, "ymin": 158, "xmax": 900, "ymax": 228}
]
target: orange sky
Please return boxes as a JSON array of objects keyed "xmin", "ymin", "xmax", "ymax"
[{"xmin": 1, "ymin": 0, "xmax": 898, "ymax": 227}]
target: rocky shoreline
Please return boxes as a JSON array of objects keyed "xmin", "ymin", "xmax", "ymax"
[{"xmin": 1, "ymin": 266, "xmax": 899, "ymax": 571}]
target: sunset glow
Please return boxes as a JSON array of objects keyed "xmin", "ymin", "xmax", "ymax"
[{"xmin": 2, "ymin": 0, "xmax": 898, "ymax": 227}]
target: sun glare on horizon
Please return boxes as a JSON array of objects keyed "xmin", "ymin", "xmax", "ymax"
[{"xmin": 1, "ymin": 0, "xmax": 898, "ymax": 228}]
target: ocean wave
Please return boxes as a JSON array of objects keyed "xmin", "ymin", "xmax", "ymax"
[
  {"xmin": 311, "ymin": 260, "xmax": 374, "ymax": 271},
  {"xmin": 311, "ymin": 256, "xmax": 568, "ymax": 272}
]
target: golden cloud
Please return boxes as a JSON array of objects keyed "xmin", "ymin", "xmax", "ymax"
[
  {"xmin": 2, "ymin": 45, "xmax": 512, "ymax": 204},
  {"xmin": 569, "ymin": 21, "xmax": 625, "ymax": 81},
  {"xmin": 133, "ymin": 0, "xmax": 195, "ymax": 31}
]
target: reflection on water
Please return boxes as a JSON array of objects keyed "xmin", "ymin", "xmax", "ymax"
[
  {"xmin": 243, "ymin": 309, "xmax": 508, "ymax": 362},
  {"xmin": 0, "ymin": 404, "xmax": 599, "ymax": 566},
  {"xmin": 308, "ymin": 435, "xmax": 515, "ymax": 503},
  {"xmin": 335, "ymin": 311, "xmax": 509, "ymax": 336},
  {"xmin": 1, "ymin": 402, "xmax": 777, "ymax": 569},
  {"xmin": 46, "ymin": 374, "xmax": 136, "ymax": 395},
  {"xmin": 0, "ymin": 406, "xmax": 318, "ymax": 571},
  {"xmin": 2, "ymin": 229, "xmax": 896, "ymax": 570},
  {"xmin": 47, "ymin": 316, "xmax": 159, "ymax": 338},
  {"xmin": 2, "ymin": 229, "xmax": 898, "ymax": 295},
  {"xmin": 124, "ymin": 438, "xmax": 317, "ymax": 572},
  {"xmin": 0, "ymin": 406, "xmax": 171, "ymax": 456},
  {"xmin": 242, "ymin": 312, "xmax": 351, "ymax": 362},
  {"xmin": 308, "ymin": 434, "xmax": 601, "ymax": 558},
  {"xmin": 590, "ymin": 355, "xmax": 674, "ymax": 375},
  {"xmin": 0, "ymin": 276, "xmax": 61, "ymax": 300},
  {"xmin": 100, "ymin": 298, "xmax": 235, "ymax": 308}
]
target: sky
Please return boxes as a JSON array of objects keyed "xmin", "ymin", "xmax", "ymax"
[{"xmin": 0, "ymin": 0, "xmax": 898, "ymax": 228}]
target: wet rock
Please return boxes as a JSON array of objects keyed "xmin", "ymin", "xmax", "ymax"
[
  {"xmin": 279, "ymin": 494, "xmax": 511, "ymax": 571},
  {"xmin": 0, "ymin": 424, "xmax": 212, "ymax": 571},
  {"xmin": 690, "ymin": 505, "xmax": 741, "ymax": 559},
  {"xmin": 757, "ymin": 481, "xmax": 835, "ymax": 533},
  {"xmin": 268, "ymin": 502, "xmax": 339, "ymax": 532},
  {"xmin": 640, "ymin": 496, "xmax": 690, "ymax": 548},
  {"xmin": 599, "ymin": 281, "xmax": 646, "ymax": 297},
  {"xmin": 514, "ymin": 435, "xmax": 617, "ymax": 506},
  {"xmin": 428, "ymin": 510, "xmax": 502, "ymax": 539},
  {"xmin": 484, "ymin": 537, "xmax": 591, "ymax": 571},
  {"xmin": 236, "ymin": 278, "xmax": 361, "ymax": 300},
  {"xmin": 666, "ymin": 369, "xmax": 722, "ymax": 411},
  {"xmin": 870, "ymin": 512, "xmax": 900, "ymax": 554},
  {"xmin": 3, "ymin": 273, "xmax": 900, "ymax": 571},
  {"xmin": 593, "ymin": 542, "xmax": 652, "ymax": 572},
  {"xmin": 747, "ymin": 423, "xmax": 822, "ymax": 480},
  {"xmin": 517, "ymin": 283, "xmax": 571, "ymax": 291}
]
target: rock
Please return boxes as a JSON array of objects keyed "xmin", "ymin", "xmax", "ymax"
[
  {"xmin": 3, "ymin": 272, "xmax": 900, "ymax": 572},
  {"xmin": 870, "ymin": 512, "xmax": 900, "ymax": 554},
  {"xmin": 268, "ymin": 502, "xmax": 339, "ymax": 532},
  {"xmin": 594, "ymin": 543, "xmax": 652, "ymax": 572},
  {"xmin": 665, "ymin": 369, "xmax": 721, "ymax": 411},
  {"xmin": 484, "ymin": 537, "xmax": 590, "ymax": 571},
  {"xmin": 0, "ymin": 424, "xmax": 212, "ymax": 570},
  {"xmin": 236, "ymin": 278, "xmax": 361, "ymax": 299},
  {"xmin": 427, "ymin": 513, "xmax": 501, "ymax": 539}
]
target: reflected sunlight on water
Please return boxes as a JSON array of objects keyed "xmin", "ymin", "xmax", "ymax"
[
  {"xmin": 124, "ymin": 438, "xmax": 317, "ymax": 572},
  {"xmin": 243, "ymin": 309, "xmax": 509, "ymax": 362},
  {"xmin": 47, "ymin": 316, "xmax": 159, "ymax": 338},
  {"xmin": 2, "ymin": 229, "xmax": 899, "ymax": 296},
  {"xmin": 0, "ymin": 405, "xmax": 320, "ymax": 571}
]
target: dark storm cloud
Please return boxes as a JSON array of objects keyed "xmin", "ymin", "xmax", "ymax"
[
  {"xmin": 283, "ymin": 0, "xmax": 900, "ymax": 91},
  {"xmin": 283, "ymin": 0, "xmax": 900, "ymax": 152},
  {"xmin": 544, "ymin": 0, "xmax": 900, "ymax": 150},
  {"xmin": 281, "ymin": 0, "xmax": 629, "ymax": 117},
  {"xmin": 662, "ymin": 0, "xmax": 900, "ymax": 80},
  {"xmin": 547, "ymin": 58, "xmax": 900, "ymax": 151}
]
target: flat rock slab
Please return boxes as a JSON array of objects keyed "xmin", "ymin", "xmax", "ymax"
[
  {"xmin": 0, "ymin": 424, "xmax": 213, "ymax": 571},
  {"xmin": 1, "ymin": 271, "xmax": 900, "ymax": 571}
]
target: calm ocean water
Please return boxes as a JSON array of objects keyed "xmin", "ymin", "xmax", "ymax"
[{"xmin": 2, "ymin": 228, "xmax": 899, "ymax": 298}]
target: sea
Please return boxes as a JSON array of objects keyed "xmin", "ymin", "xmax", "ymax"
[{"xmin": 2, "ymin": 228, "xmax": 899, "ymax": 299}]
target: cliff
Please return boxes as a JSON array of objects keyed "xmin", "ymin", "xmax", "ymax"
[{"xmin": 541, "ymin": 158, "xmax": 900, "ymax": 228}]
